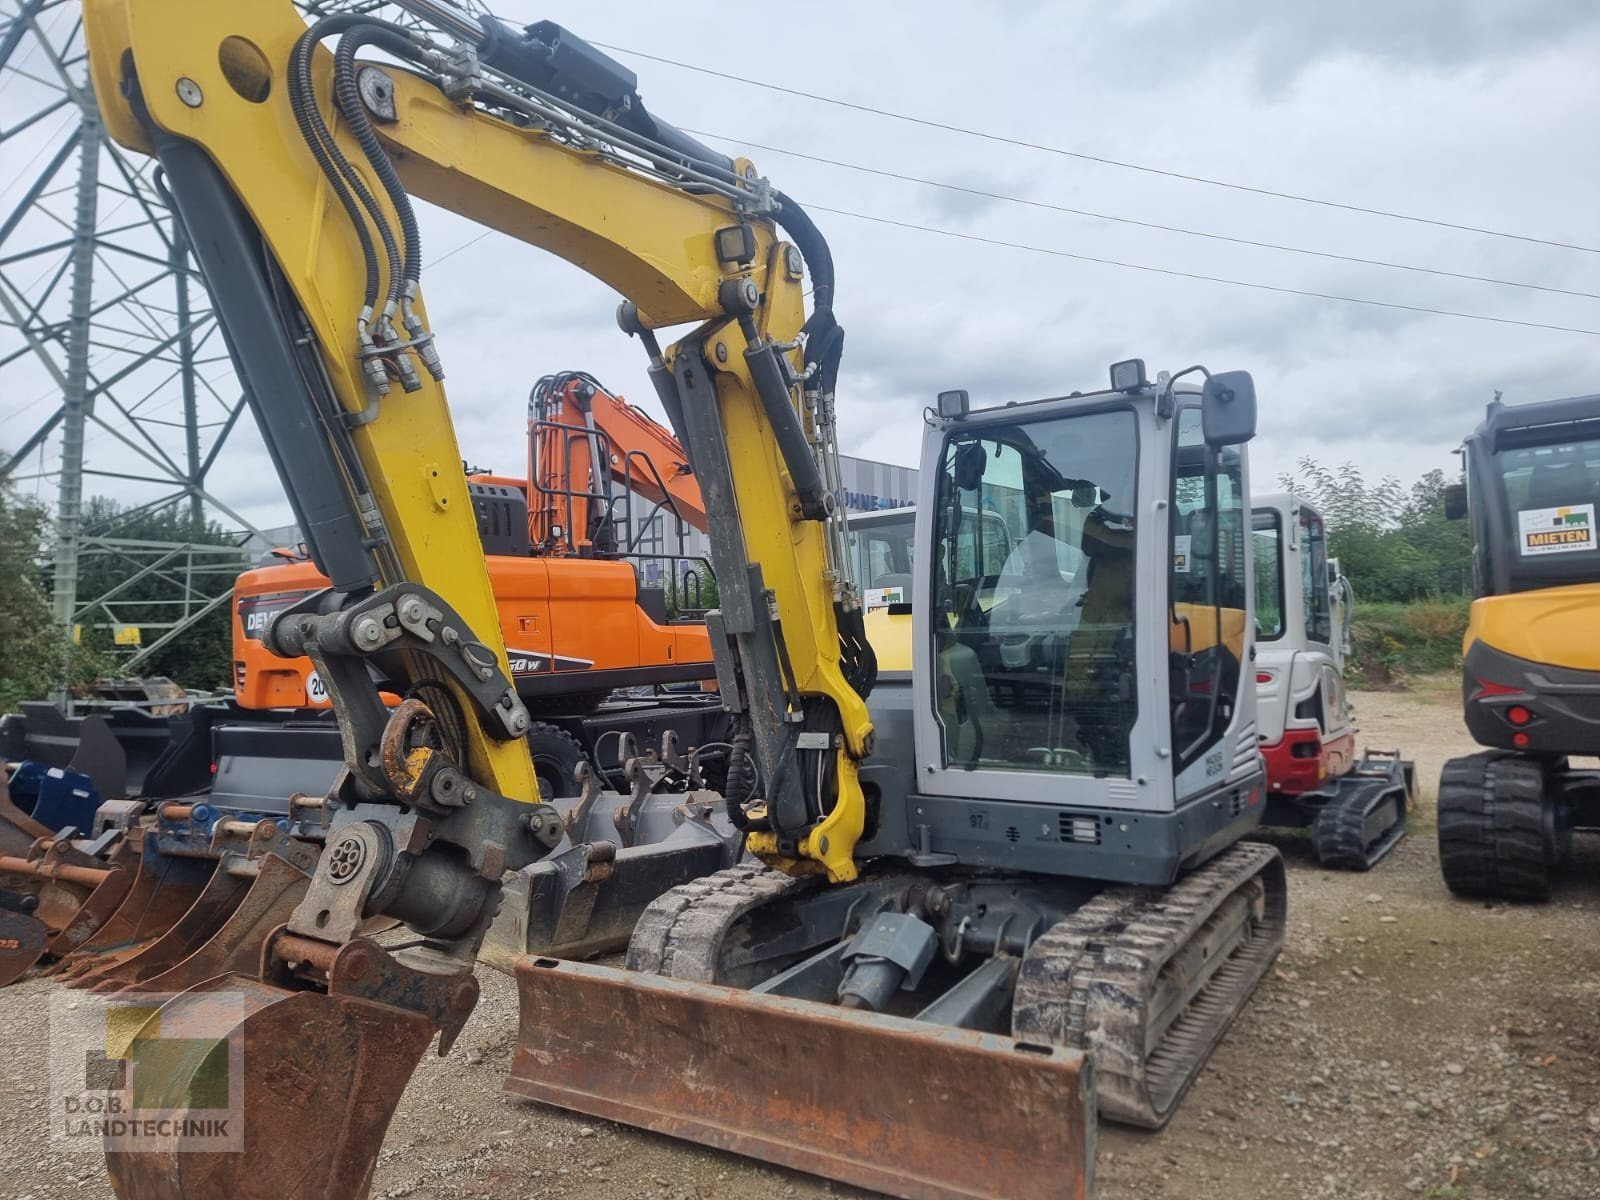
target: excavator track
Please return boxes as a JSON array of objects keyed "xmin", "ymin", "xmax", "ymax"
[
  {"xmin": 1438, "ymin": 751, "xmax": 1557, "ymax": 902},
  {"xmin": 1310, "ymin": 777, "xmax": 1408, "ymax": 871},
  {"xmin": 1012, "ymin": 842, "xmax": 1287, "ymax": 1128},
  {"xmin": 626, "ymin": 861, "xmax": 813, "ymax": 981}
]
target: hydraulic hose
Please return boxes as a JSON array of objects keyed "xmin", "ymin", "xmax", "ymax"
[
  {"xmin": 332, "ymin": 23, "xmax": 430, "ymax": 293},
  {"xmin": 773, "ymin": 191, "xmax": 845, "ymax": 396},
  {"xmin": 288, "ymin": 17, "xmax": 387, "ymax": 318},
  {"xmin": 722, "ymin": 728, "xmax": 757, "ymax": 831}
]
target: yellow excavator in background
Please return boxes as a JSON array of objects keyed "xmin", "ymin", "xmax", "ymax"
[
  {"xmin": 1437, "ymin": 393, "xmax": 1600, "ymax": 900},
  {"xmin": 81, "ymin": 3, "xmax": 1284, "ymax": 1198}
]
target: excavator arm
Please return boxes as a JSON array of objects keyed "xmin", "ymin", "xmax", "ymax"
[
  {"xmin": 82, "ymin": 1, "xmax": 873, "ymax": 1193},
  {"xmin": 528, "ymin": 370, "xmax": 709, "ymax": 555}
]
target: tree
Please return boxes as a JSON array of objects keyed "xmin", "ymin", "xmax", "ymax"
[
  {"xmin": 1279, "ymin": 457, "xmax": 1471, "ymax": 602},
  {"xmin": 0, "ymin": 473, "xmax": 112, "ymax": 709}
]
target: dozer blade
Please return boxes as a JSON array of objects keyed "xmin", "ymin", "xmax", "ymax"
[
  {"xmin": 507, "ymin": 957, "xmax": 1096, "ymax": 1200},
  {"xmin": 53, "ymin": 838, "xmax": 214, "ymax": 982},
  {"xmin": 103, "ymin": 937, "xmax": 476, "ymax": 1200}
]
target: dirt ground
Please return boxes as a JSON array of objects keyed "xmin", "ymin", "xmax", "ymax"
[{"xmin": 2, "ymin": 682, "xmax": 1598, "ymax": 1200}]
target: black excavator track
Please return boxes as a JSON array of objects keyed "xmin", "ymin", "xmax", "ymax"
[
  {"xmin": 626, "ymin": 860, "xmax": 814, "ymax": 982},
  {"xmin": 1011, "ymin": 841, "xmax": 1287, "ymax": 1127},
  {"xmin": 1310, "ymin": 752, "xmax": 1412, "ymax": 871},
  {"xmin": 628, "ymin": 843, "xmax": 1287, "ymax": 1132},
  {"xmin": 1438, "ymin": 751, "xmax": 1560, "ymax": 902}
]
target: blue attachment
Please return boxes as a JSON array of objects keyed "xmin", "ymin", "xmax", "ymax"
[{"xmin": 7, "ymin": 760, "xmax": 102, "ymax": 834}]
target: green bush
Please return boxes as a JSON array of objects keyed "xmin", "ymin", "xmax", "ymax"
[{"xmin": 1348, "ymin": 598, "xmax": 1470, "ymax": 686}]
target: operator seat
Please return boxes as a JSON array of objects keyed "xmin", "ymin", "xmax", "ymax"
[{"xmin": 1525, "ymin": 460, "xmax": 1598, "ymax": 511}]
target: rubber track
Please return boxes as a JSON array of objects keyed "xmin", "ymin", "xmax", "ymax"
[
  {"xmin": 1310, "ymin": 777, "xmax": 1408, "ymax": 871},
  {"xmin": 626, "ymin": 862, "xmax": 809, "ymax": 981},
  {"xmin": 1437, "ymin": 751, "xmax": 1552, "ymax": 902},
  {"xmin": 1011, "ymin": 842, "xmax": 1287, "ymax": 1129}
]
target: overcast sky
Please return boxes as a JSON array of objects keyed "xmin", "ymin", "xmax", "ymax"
[{"xmin": 6, "ymin": 0, "xmax": 1600, "ymax": 529}]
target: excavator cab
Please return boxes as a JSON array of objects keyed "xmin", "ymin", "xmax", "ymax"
[
  {"xmin": 905, "ymin": 369, "xmax": 1260, "ymax": 863},
  {"xmin": 1438, "ymin": 393, "xmax": 1600, "ymax": 900},
  {"xmin": 1251, "ymin": 493, "xmax": 1414, "ymax": 869}
]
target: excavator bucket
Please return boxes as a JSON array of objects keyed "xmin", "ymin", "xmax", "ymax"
[
  {"xmin": 51, "ymin": 829, "xmax": 215, "ymax": 982},
  {"xmin": 507, "ymin": 958, "xmax": 1096, "ymax": 1200},
  {"xmin": 0, "ymin": 841, "xmax": 135, "ymax": 982},
  {"xmin": 71, "ymin": 860, "xmax": 250, "ymax": 992},
  {"xmin": 0, "ymin": 777, "xmax": 54, "ymax": 856},
  {"xmin": 102, "ymin": 937, "xmax": 476, "ymax": 1200},
  {"xmin": 101, "ymin": 848, "xmax": 315, "ymax": 996},
  {"xmin": 0, "ymin": 894, "xmax": 47, "ymax": 986},
  {"xmin": 75, "ymin": 821, "xmax": 318, "ymax": 994}
]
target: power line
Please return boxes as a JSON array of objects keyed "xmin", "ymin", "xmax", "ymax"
[
  {"xmin": 805, "ymin": 204, "xmax": 1600, "ymax": 338},
  {"xmin": 423, "ymin": 230, "xmax": 491, "ymax": 268},
  {"xmin": 686, "ymin": 129, "xmax": 1600, "ymax": 302},
  {"xmin": 417, "ymin": 198, "xmax": 1600, "ymax": 338},
  {"xmin": 597, "ymin": 41, "xmax": 1600, "ymax": 256}
]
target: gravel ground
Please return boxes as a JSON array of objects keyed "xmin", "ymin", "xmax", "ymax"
[{"xmin": 2, "ymin": 683, "xmax": 1597, "ymax": 1200}]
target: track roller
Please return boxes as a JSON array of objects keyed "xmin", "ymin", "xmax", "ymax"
[
  {"xmin": 1012, "ymin": 841, "xmax": 1287, "ymax": 1128},
  {"xmin": 1438, "ymin": 751, "xmax": 1563, "ymax": 902}
]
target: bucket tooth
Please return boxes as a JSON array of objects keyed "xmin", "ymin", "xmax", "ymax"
[{"xmin": 507, "ymin": 957, "xmax": 1096, "ymax": 1200}]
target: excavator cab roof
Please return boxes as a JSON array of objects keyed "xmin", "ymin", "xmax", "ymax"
[{"xmin": 1476, "ymin": 392, "xmax": 1600, "ymax": 453}]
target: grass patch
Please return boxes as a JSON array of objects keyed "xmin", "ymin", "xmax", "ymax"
[{"xmin": 1348, "ymin": 599, "xmax": 1470, "ymax": 688}]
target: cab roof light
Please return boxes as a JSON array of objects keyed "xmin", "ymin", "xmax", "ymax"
[
  {"xmin": 936, "ymin": 389, "xmax": 969, "ymax": 419},
  {"xmin": 1109, "ymin": 359, "xmax": 1147, "ymax": 393}
]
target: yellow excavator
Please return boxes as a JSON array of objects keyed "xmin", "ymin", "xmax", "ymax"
[
  {"xmin": 80, "ymin": 3, "xmax": 1285, "ymax": 1198},
  {"xmin": 1438, "ymin": 393, "xmax": 1600, "ymax": 900}
]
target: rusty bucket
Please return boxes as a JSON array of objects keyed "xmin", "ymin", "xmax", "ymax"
[
  {"xmin": 0, "ymin": 841, "xmax": 134, "ymax": 982},
  {"xmin": 103, "ymin": 936, "xmax": 477, "ymax": 1200},
  {"xmin": 52, "ymin": 831, "xmax": 216, "ymax": 982}
]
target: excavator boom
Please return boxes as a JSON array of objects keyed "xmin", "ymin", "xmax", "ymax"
[
  {"xmin": 529, "ymin": 370, "xmax": 709, "ymax": 555},
  {"xmin": 78, "ymin": 1, "xmax": 908, "ymax": 1195}
]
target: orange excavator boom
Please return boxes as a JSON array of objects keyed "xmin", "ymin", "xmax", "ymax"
[{"xmin": 528, "ymin": 370, "xmax": 708, "ymax": 555}]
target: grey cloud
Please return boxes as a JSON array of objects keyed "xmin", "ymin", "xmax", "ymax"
[{"xmin": 1120, "ymin": 0, "xmax": 1600, "ymax": 89}]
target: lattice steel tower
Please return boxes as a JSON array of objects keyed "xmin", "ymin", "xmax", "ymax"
[{"xmin": 0, "ymin": 0, "xmax": 261, "ymax": 689}]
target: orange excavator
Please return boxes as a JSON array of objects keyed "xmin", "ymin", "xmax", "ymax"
[{"xmin": 236, "ymin": 369, "xmax": 716, "ymax": 717}]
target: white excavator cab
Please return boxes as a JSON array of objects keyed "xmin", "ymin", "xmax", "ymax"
[
  {"xmin": 1252, "ymin": 494, "xmax": 1356, "ymax": 780},
  {"xmin": 897, "ymin": 368, "xmax": 1266, "ymax": 879},
  {"xmin": 1252, "ymin": 493, "xmax": 1413, "ymax": 868}
]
